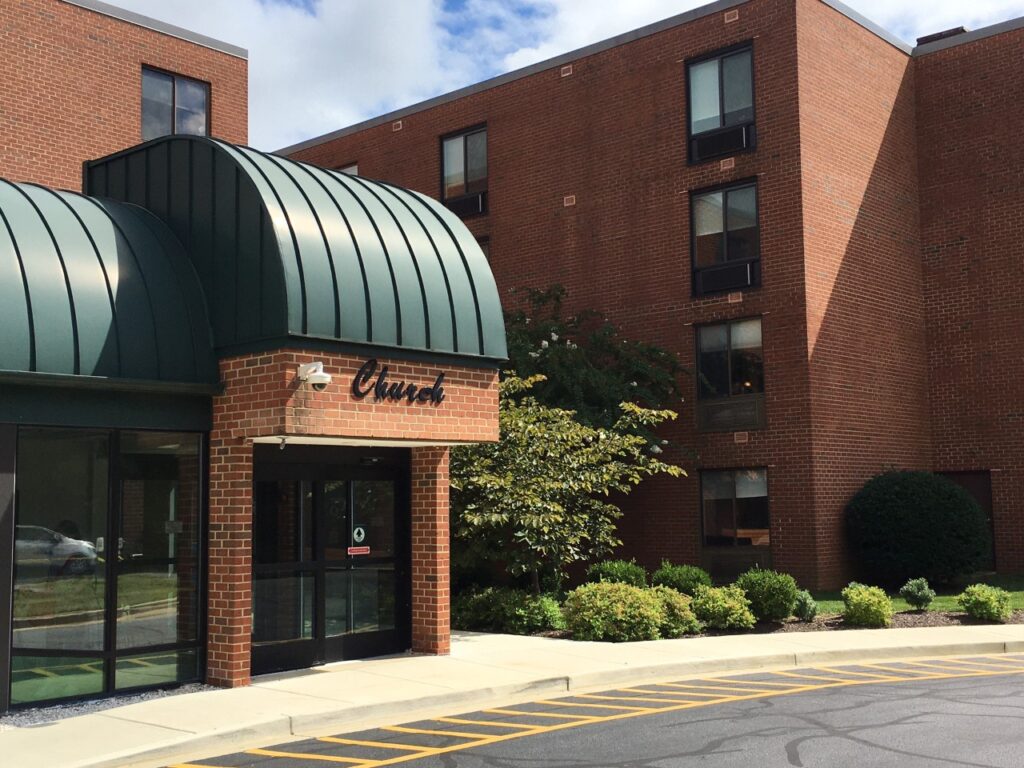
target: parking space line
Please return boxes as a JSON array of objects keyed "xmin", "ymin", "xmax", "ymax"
[
  {"xmin": 434, "ymin": 717, "xmax": 534, "ymax": 730},
  {"xmin": 854, "ymin": 662, "xmax": 935, "ymax": 677},
  {"xmin": 700, "ymin": 677, "xmax": 804, "ymax": 688},
  {"xmin": 937, "ymin": 658, "xmax": 1024, "ymax": 671},
  {"xmin": 382, "ymin": 725, "xmax": 506, "ymax": 739},
  {"xmin": 483, "ymin": 708, "xmax": 598, "ymax": 721},
  {"xmin": 770, "ymin": 670, "xmax": 862, "ymax": 683},
  {"xmin": 901, "ymin": 660, "xmax": 982, "ymax": 674},
  {"xmin": 538, "ymin": 699, "xmax": 657, "ymax": 711},
  {"xmin": 246, "ymin": 747, "xmax": 371, "ymax": 764},
  {"xmin": 619, "ymin": 687, "xmax": 724, "ymax": 698},
  {"xmin": 576, "ymin": 693, "xmax": 698, "ymax": 706},
  {"xmin": 656, "ymin": 682, "xmax": 786, "ymax": 694},
  {"xmin": 318, "ymin": 737, "xmax": 430, "ymax": 752},
  {"xmin": 810, "ymin": 666, "xmax": 904, "ymax": 681}
]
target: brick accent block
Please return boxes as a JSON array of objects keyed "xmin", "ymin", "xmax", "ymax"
[
  {"xmin": 206, "ymin": 348, "xmax": 498, "ymax": 686},
  {"xmin": 411, "ymin": 447, "xmax": 451, "ymax": 655},
  {"xmin": 0, "ymin": 0, "xmax": 247, "ymax": 191}
]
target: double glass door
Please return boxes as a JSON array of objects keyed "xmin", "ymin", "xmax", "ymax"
[{"xmin": 251, "ymin": 451, "xmax": 410, "ymax": 675}]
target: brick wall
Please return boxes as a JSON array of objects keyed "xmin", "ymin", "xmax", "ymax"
[
  {"xmin": 207, "ymin": 348, "xmax": 498, "ymax": 685},
  {"xmin": 0, "ymin": 0, "xmax": 247, "ymax": 191},
  {"xmin": 794, "ymin": 0, "xmax": 931, "ymax": 586},
  {"xmin": 915, "ymin": 26, "xmax": 1024, "ymax": 572}
]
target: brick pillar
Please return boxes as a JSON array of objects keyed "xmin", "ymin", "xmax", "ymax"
[
  {"xmin": 410, "ymin": 446, "xmax": 450, "ymax": 655},
  {"xmin": 206, "ymin": 434, "xmax": 253, "ymax": 687}
]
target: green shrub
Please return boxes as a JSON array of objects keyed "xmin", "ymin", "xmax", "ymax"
[
  {"xmin": 899, "ymin": 578, "xmax": 936, "ymax": 611},
  {"xmin": 453, "ymin": 588, "xmax": 565, "ymax": 634},
  {"xmin": 794, "ymin": 589, "xmax": 818, "ymax": 622},
  {"xmin": 957, "ymin": 584, "xmax": 1012, "ymax": 623},
  {"xmin": 691, "ymin": 585, "xmax": 756, "ymax": 630},
  {"xmin": 585, "ymin": 559, "xmax": 648, "ymax": 588},
  {"xmin": 841, "ymin": 582, "xmax": 894, "ymax": 628},
  {"xmin": 562, "ymin": 582, "xmax": 663, "ymax": 641},
  {"xmin": 846, "ymin": 471, "xmax": 991, "ymax": 585},
  {"xmin": 649, "ymin": 585, "xmax": 701, "ymax": 638},
  {"xmin": 735, "ymin": 567, "xmax": 799, "ymax": 622},
  {"xmin": 650, "ymin": 561, "xmax": 712, "ymax": 596}
]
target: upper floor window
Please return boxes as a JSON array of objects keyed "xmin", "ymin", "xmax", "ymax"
[
  {"xmin": 687, "ymin": 45, "xmax": 755, "ymax": 163},
  {"xmin": 442, "ymin": 126, "xmax": 487, "ymax": 217},
  {"xmin": 337, "ymin": 164, "xmax": 358, "ymax": 175},
  {"xmin": 142, "ymin": 67, "xmax": 209, "ymax": 142},
  {"xmin": 696, "ymin": 317, "xmax": 765, "ymax": 432},
  {"xmin": 692, "ymin": 180, "xmax": 760, "ymax": 295},
  {"xmin": 701, "ymin": 468, "xmax": 769, "ymax": 548}
]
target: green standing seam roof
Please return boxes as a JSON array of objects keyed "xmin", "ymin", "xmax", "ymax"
[
  {"xmin": 84, "ymin": 136, "xmax": 508, "ymax": 363},
  {"xmin": 0, "ymin": 180, "xmax": 218, "ymax": 389}
]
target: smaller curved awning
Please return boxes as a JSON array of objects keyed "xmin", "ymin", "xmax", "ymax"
[{"xmin": 0, "ymin": 180, "xmax": 218, "ymax": 391}]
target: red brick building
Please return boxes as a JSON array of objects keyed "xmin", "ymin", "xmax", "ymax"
[
  {"xmin": 0, "ymin": 1, "xmax": 503, "ymax": 712},
  {"xmin": 282, "ymin": 0, "xmax": 1024, "ymax": 588}
]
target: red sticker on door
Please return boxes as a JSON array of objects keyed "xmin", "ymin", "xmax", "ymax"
[{"xmin": 347, "ymin": 546, "xmax": 370, "ymax": 556}]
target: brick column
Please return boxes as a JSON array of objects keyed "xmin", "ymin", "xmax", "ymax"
[
  {"xmin": 206, "ymin": 434, "xmax": 253, "ymax": 687},
  {"xmin": 410, "ymin": 446, "xmax": 450, "ymax": 655}
]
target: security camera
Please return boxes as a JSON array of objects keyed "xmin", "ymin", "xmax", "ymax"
[{"xmin": 297, "ymin": 361, "xmax": 332, "ymax": 392}]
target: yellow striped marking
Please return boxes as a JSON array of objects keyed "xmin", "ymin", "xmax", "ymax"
[
  {"xmin": 245, "ymin": 747, "xmax": 370, "ymax": 763},
  {"xmin": 576, "ymin": 693, "xmax": 689, "ymax": 706},
  {"xmin": 318, "ymin": 737, "xmax": 429, "ymax": 752},
  {"xmin": 382, "ymin": 725, "xmax": 503, "ymax": 739},
  {"xmin": 697, "ymin": 677, "xmax": 805, "ymax": 689},
  {"xmin": 483, "ymin": 707, "xmax": 598, "ymax": 721},
  {"xmin": 854, "ymin": 662, "xmax": 937, "ymax": 677},
  {"xmin": 936, "ymin": 657, "xmax": 1024, "ymax": 671},
  {"xmin": 902, "ymin": 659, "xmax": 983, "ymax": 674},
  {"xmin": 434, "ymin": 717, "xmax": 533, "ymax": 730},
  {"xmin": 613, "ymin": 688, "xmax": 725, "ymax": 700},
  {"xmin": 198, "ymin": 657, "xmax": 1024, "ymax": 768},
  {"xmin": 655, "ymin": 681, "xmax": 783, "ymax": 694},
  {"xmin": 810, "ymin": 666, "xmax": 904, "ymax": 681}
]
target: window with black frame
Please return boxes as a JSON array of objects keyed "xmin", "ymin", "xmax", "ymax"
[
  {"xmin": 687, "ymin": 44, "xmax": 755, "ymax": 163},
  {"xmin": 692, "ymin": 181, "xmax": 760, "ymax": 295},
  {"xmin": 142, "ymin": 67, "xmax": 209, "ymax": 142},
  {"xmin": 696, "ymin": 317, "xmax": 765, "ymax": 432},
  {"xmin": 441, "ymin": 127, "xmax": 487, "ymax": 217},
  {"xmin": 701, "ymin": 468, "xmax": 769, "ymax": 547}
]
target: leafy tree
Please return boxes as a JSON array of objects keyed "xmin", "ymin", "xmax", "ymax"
[
  {"xmin": 450, "ymin": 375, "xmax": 683, "ymax": 592},
  {"xmin": 504, "ymin": 286, "xmax": 684, "ymax": 432}
]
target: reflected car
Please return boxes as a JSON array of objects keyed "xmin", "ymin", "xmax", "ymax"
[{"xmin": 15, "ymin": 525, "xmax": 98, "ymax": 576}]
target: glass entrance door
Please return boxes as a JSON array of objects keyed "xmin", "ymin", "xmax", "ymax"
[{"xmin": 251, "ymin": 449, "xmax": 409, "ymax": 676}]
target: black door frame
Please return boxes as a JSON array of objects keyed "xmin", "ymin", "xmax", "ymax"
[{"xmin": 251, "ymin": 445, "xmax": 411, "ymax": 676}]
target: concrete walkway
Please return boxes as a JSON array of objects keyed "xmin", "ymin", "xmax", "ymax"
[{"xmin": 3, "ymin": 624, "xmax": 1023, "ymax": 768}]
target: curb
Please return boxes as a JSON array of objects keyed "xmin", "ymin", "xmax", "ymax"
[{"xmin": 44, "ymin": 638, "xmax": 1024, "ymax": 768}]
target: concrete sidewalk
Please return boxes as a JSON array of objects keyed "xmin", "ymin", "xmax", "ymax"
[{"xmin": 3, "ymin": 624, "xmax": 1023, "ymax": 768}]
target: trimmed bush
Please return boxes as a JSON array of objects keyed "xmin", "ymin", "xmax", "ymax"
[
  {"xmin": 651, "ymin": 561, "xmax": 712, "ymax": 596},
  {"xmin": 585, "ymin": 559, "xmax": 648, "ymax": 588},
  {"xmin": 453, "ymin": 588, "xmax": 565, "ymax": 634},
  {"xmin": 735, "ymin": 567, "xmax": 799, "ymax": 622},
  {"xmin": 899, "ymin": 578, "xmax": 936, "ymax": 611},
  {"xmin": 691, "ymin": 585, "xmax": 756, "ymax": 630},
  {"xmin": 958, "ymin": 584, "xmax": 1012, "ymax": 623},
  {"xmin": 562, "ymin": 582, "xmax": 663, "ymax": 641},
  {"xmin": 846, "ymin": 471, "xmax": 991, "ymax": 585},
  {"xmin": 841, "ymin": 582, "xmax": 893, "ymax": 628},
  {"xmin": 794, "ymin": 589, "xmax": 818, "ymax": 622},
  {"xmin": 650, "ymin": 585, "xmax": 701, "ymax": 638}
]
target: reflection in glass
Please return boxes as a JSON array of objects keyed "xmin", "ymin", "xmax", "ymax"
[
  {"xmin": 443, "ymin": 136, "xmax": 465, "ymax": 199},
  {"xmin": 466, "ymin": 131, "xmax": 487, "ymax": 194},
  {"xmin": 116, "ymin": 649, "xmax": 199, "ymax": 690},
  {"xmin": 254, "ymin": 481, "xmax": 313, "ymax": 565},
  {"xmin": 722, "ymin": 50, "xmax": 754, "ymax": 126},
  {"xmin": 352, "ymin": 567, "xmax": 396, "ymax": 633},
  {"xmin": 701, "ymin": 468, "xmax": 770, "ymax": 547},
  {"xmin": 13, "ymin": 429, "xmax": 108, "ymax": 651},
  {"xmin": 175, "ymin": 77, "xmax": 208, "ymax": 135},
  {"xmin": 117, "ymin": 563, "xmax": 199, "ymax": 649},
  {"xmin": 689, "ymin": 59, "xmax": 720, "ymax": 134},
  {"xmin": 142, "ymin": 68, "xmax": 173, "ymax": 141},
  {"xmin": 698, "ymin": 325, "xmax": 729, "ymax": 399},
  {"xmin": 10, "ymin": 655, "xmax": 104, "ymax": 705},
  {"xmin": 726, "ymin": 186, "xmax": 758, "ymax": 261},
  {"xmin": 252, "ymin": 573, "xmax": 314, "ymax": 643},
  {"xmin": 353, "ymin": 481, "xmax": 395, "ymax": 558},
  {"xmin": 325, "ymin": 570, "xmax": 349, "ymax": 637},
  {"xmin": 693, "ymin": 192, "xmax": 724, "ymax": 267},
  {"xmin": 702, "ymin": 470, "xmax": 735, "ymax": 547},
  {"xmin": 323, "ymin": 480, "xmax": 350, "ymax": 561}
]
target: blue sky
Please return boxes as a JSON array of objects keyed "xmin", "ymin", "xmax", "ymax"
[{"xmin": 109, "ymin": 0, "xmax": 1024, "ymax": 150}]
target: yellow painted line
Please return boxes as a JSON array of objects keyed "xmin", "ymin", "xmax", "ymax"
[
  {"xmin": 318, "ymin": 737, "xmax": 430, "ymax": 752},
  {"xmin": 654, "ymin": 681, "xmax": 784, "ymax": 694},
  {"xmin": 770, "ymin": 670, "xmax": 861, "ymax": 683},
  {"xmin": 169, "ymin": 764, "xmax": 231, "ymax": 768},
  {"xmin": 855, "ymin": 662, "xmax": 938, "ymax": 677},
  {"xmin": 620, "ymin": 687, "xmax": 723, "ymax": 699},
  {"xmin": 538, "ymin": 698, "xmax": 657, "ymax": 712},
  {"xmin": 901, "ymin": 660, "xmax": 982, "ymax": 674},
  {"xmin": 974, "ymin": 655, "xmax": 1024, "ymax": 667},
  {"xmin": 434, "ymin": 716, "xmax": 533, "ymax": 730},
  {"xmin": 483, "ymin": 708, "xmax": 598, "ymax": 721},
  {"xmin": 31, "ymin": 669, "xmax": 59, "ymax": 678},
  {"xmin": 348, "ymin": 664, "xmax": 1024, "ymax": 768},
  {"xmin": 810, "ymin": 666, "xmax": 905, "ymax": 681},
  {"xmin": 246, "ymin": 747, "xmax": 370, "ymax": 764},
  {"xmin": 937, "ymin": 657, "xmax": 1024, "ymax": 671},
  {"xmin": 383, "ymin": 725, "xmax": 503, "ymax": 739},
  {"xmin": 576, "ymin": 693, "xmax": 693, "ymax": 706},
  {"xmin": 698, "ymin": 677, "xmax": 805, "ymax": 689}
]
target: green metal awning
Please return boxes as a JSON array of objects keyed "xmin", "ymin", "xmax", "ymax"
[
  {"xmin": 85, "ymin": 137, "xmax": 507, "ymax": 363},
  {"xmin": 0, "ymin": 180, "xmax": 218, "ymax": 391}
]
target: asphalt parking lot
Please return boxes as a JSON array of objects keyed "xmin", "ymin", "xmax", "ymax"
[{"xmin": 171, "ymin": 654, "xmax": 1024, "ymax": 768}]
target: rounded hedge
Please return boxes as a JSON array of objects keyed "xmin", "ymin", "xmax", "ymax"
[
  {"xmin": 651, "ymin": 561, "xmax": 712, "ymax": 596},
  {"xmin": 846, "ymin": 471, "xmax": 991, "ymax": 585},
  {"xmin": 562, "ymin": 582, "xmax": 662, "ymax": 641},
  {"xmin": 649, "ymin": 585, "xmax": 702, "ymax": 638},
  {"xmin": 453, "ymin": 587, "xmax": 565, "ymax": 634},
  {"xmin": 735, "ymin": 567, "xmax": 799, "ymax": 622},
  {"xmin": 585, "ymin": 559, "xmax": 648, "ymax": 588}
]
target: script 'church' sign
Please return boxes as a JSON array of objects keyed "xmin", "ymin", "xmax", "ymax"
[{"xmin": 351, "ymin": 359, "xmax": 446, "ymax": 404}]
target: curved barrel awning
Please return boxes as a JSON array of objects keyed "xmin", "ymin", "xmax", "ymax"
[
  {"xmin": 85, "ymin": 136, "xmax": 507, "ymax": 363},
  {"xmin": 0, "ymin": 180, "xmax": 218, "ymax": 391}
]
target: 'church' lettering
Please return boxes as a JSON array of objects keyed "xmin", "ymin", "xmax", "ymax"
[{"xmin": 352, "ymin": 358, "xmax": 446, "ymax": 405}]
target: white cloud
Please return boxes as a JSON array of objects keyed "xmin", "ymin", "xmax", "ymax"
[{"xmin": 108, "ymin": 0, "xmax": 1024, "ymax": 150}]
